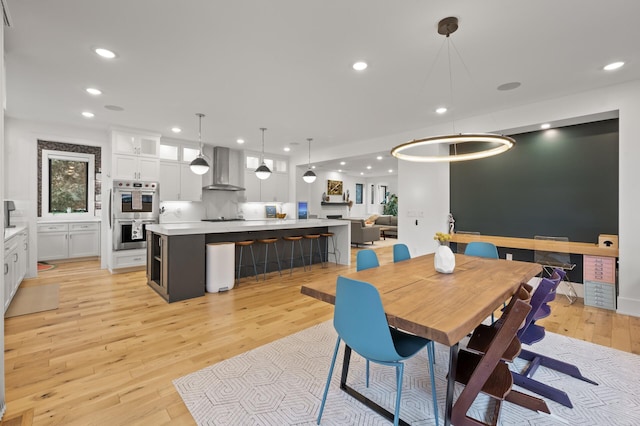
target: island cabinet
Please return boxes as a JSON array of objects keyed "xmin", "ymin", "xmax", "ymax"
[{"xmin": 146, "ymin": 230, "xmax": 205, "ymax": 302}]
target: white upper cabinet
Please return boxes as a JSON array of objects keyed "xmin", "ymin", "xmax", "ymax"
[
  {"xmin": 158, "ymin": 139, "xmax": 203, "ymax": 201},
  {"xmin": 111, "ymin": 130, "xmax": 161, "ymax": 181},
  {"xmin": 113, "ymin": 131, "xmax": 159, "ymax": 157}
]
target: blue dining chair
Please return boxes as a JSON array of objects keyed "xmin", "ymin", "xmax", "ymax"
[
  {"xmin": 464, "ymin": 241, "xmax": 500, "ymax": 322},
  {"xmin": 356, "ymin": 249, "xmax": 380, "ymax": 271},
  {"xmin": 317, "ymin": 276, "xmax": 439, "ymax": 426},
  {"xmin": 464, "ymin": 241, "xmax": 499, "ymax": 259},
  {"xmin": 393, "ymin": 243, "xmax": 411, "ymax": 263}
]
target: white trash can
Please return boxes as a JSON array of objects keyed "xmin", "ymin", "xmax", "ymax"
[{"xmin": 206, "ymin": 242, "xmax": 235, "ymax": 293}]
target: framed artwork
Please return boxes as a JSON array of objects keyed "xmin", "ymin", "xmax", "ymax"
[
  {"xmin": 265, "ymin": 205, "xmax": 277, "ymax": 218},
  {"xmin": 327, "ymin": 179, "xmax": 343, "ymax": 195},
  {"xmin": 355, "ymin": 183, "xmax": 363, "ymax": 204},
  {"xmin": 297, "ymin": 201, "xmax": 308, "ymax": 219}
]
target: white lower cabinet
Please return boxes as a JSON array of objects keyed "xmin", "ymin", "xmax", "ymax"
[
  {"xmin": 38, "ymin": 221, "xmax": 100, "ymax": 261},
  {"xmin": 4, "ymin": 229, "xmax": 28, "ymax": 312},
  {"xmin": 111, "ymin": 249, "xmax": 146, "ymax": 269}
]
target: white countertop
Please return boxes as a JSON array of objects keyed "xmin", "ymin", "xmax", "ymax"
[
  {"xmin": 147, "ymin": 219, "xmax": 348, "ymax": 236},
  {"xmin": 4, "ymin": 225, "xmax": 28, "ymax": 241}
]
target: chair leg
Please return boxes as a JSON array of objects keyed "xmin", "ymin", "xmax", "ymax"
[
  {"xmin": 298, "ymin": 239, "xmax": 306, "ymax": 272},
  {"xmin": 236, "ymin": 246, "xmax": 243, "ymax": 283},
  {"xmin": 394, "ymin": 364, "xmax": 404, "ymax": 426},
  {"xmin": 427, "ymin": 342, "xmax": 440, "ymax": 426},
  {"xmin": 249, "ymin": 245, "xmax": 258, "ymax": 281},
  {"xmin": 366, "ymin": 360, "xmax": 370, "ymax": 387},
  {"xmin": 317, "ymin": 337, "xmax": 342, "ymax": 425}
]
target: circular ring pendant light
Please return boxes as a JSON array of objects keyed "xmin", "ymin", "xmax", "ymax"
[{"xmin": 391, "ymin": 17, "xmax": 515, "ymax": 163}]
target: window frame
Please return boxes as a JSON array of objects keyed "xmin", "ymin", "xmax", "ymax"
[{"xmin": 41, "ymin": 149, "xmax": 95, "ymax": 218}]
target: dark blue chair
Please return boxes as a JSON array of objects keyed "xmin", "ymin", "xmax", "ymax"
[
  {"xmin": 356, "ymin": 249, "xmax": 379, "ymax": 271},
  {"xmin": 317, "ymin": 276, "xmax": 439, "ymax": 426},
  {"xmin": 393, "ymin": 243, "xmax": 411, "ymax": 263},
  {"xmin": 464, "ymin": 241, "xmax": 499, "ymax": 259}
]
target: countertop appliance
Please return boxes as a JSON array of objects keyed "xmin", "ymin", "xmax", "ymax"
[{"xmin": 4, "ymin": 200, "xmax": 15, "ymax": 228}]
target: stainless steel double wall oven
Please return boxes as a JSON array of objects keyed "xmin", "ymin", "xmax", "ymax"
[{"xmin": 110, "ymin": 180, "xmax": 159, "ymax": 251}]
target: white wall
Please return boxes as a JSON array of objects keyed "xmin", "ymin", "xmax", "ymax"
[{"xmin": 4, "ymin": 118, "xmax": 111, "ymax": 274}]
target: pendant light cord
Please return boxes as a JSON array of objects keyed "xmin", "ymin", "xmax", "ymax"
[
  {"xmin": 260, "ymin": 127, "xmax": 267, "ymax": 163},
  {"xmin": 307, "ymin": 138, "xmax": 312, "ymax": 168},
  {"xmin": 197, "ymin": 113, "xmax": 205, "ymax": 154}
]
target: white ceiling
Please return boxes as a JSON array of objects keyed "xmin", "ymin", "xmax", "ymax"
[{"xmin": 5, "ymin": 0, "xmax": 640, "ymax": 172}]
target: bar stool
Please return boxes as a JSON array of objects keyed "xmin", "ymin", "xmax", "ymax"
[
  {"xmin": 235, "ymin": 240, "xmax": 258, "ymax": 283},
  {"xmin": 256, "ymin": 237, "xmax": 282, "ymax": 280},
  {"xmin": 282, "ymin": 236, "xmax": 306, "ymax": 275},
  {"xmin": 303, "ymin": 234, "xmax": 324, "ymax": 270},
  {"xmin": 320, "ymin": 232, "xmax": 338, "ymax": 265}
]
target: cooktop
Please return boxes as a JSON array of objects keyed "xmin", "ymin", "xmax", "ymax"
[{"xmin": 201, "ymin": 218, "xmax": 245, "ymax": 222}]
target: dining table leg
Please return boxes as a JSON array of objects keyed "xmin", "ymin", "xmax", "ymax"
[{"xmin": 445, "ymin": 343, "xmax": 459, "ymax": 426}]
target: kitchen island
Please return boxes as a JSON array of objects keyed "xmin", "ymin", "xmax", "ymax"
[{"xmin": 145, "ymin": 219, "xmax": 350, "ymax": 302}]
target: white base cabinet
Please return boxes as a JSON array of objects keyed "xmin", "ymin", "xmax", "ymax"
[
  {"xmin": 38, "ymin": 222, "xmax": 100, "ymax": 261},
  {"xmin": 4, "ymin": 228, "xmax": 28, "ymax": 312}
]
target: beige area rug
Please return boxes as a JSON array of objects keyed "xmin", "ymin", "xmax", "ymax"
[
  {"xmin": 175, "ymin": 321, "xmax": 640, "ymax": 425},
  {"xmin": 5, "ymin": 283, "xmax": 59, "ymax": 318}
]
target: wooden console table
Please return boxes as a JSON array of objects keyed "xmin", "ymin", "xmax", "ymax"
[{"xmin": 449, "ymin": 233, "xmax": 618, "ymax": 257}]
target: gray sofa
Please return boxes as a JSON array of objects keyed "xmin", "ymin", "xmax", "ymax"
[
  {"xmin": 373, "ymin": 215, "xmax": 398, "ymax": 238},
  {"xmin": 348, "ymin": 218, "xmax": 380, "ymax": 246}
]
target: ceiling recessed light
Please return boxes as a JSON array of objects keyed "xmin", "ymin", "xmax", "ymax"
[
  {"xmin": 82, "ymin": 111, "xmax": 95, "ymax": 118},
  {"xmin": 284, "ymin": 147, "xmax": 290, "ymax": 152},
  {"xmin": 86, "ymin": 87, "xmax": 102, "ymax": 95},
  {"xmin": 376, "ymin": 156, "xmax": 383, "ymax": 160},
  {"xmin": 236, "ymin": 139, "xmax": 245, "ymax": 144},
  {"xmin": 360, "ymin": 172, "xmax": 364, "ymax": 175},
  {"xmin": 312, "ymin": 165, "xmax": 316, "ymax": 169},
  {"xmin": 338, "ymin": 169, "xmax": 342, "ymax": 172},
  {"xmin": 94, "ymin": 48, "xmax": 116, "ymax": 59},
  {"xmin": 603, "ymin": 61, "xmax": 624, "ymax": 71},
  {"xmin": 340, "ymin": 161, "xmax": 346, "ymax": 165},
  {"xmin": 388, "ymin": 169, "xmax": 393, "ymax": 173},
  {"xmin": 436, "ymin": 107, "xmax": 447, "ymax": 114},
  {"xmin": 353, "ymin": 61, "xmax": 368, "ymax": 71},
  {"xmin": 171, "ymin": 127, "xmax": 182, "ymax": 133},
  {"xmin": 104, "ymin": 104, "xmax": 124, "ymax": 111},
  {"xmin": 540, "ymin": 123, "xmax": 551, "ymax": 129},
  {"xmin": 366, "ymin": 165, "xmax": 372, "ymax": 170},
  {"xmin": 497, "ymin": 81, "xmax": 521, "ymax": 91}
]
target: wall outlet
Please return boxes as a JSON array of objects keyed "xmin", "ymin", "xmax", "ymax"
[{"xmin": 506, "ymin": 253, "xmax": 513, "ymax": 261}]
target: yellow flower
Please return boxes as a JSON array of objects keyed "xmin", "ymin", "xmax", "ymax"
[{"xmin": 433, "ymin": 232, "xmax": 451, "ymax": 243}]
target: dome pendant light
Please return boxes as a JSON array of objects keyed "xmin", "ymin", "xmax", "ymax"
[
  {"xmin": 391, "ymin": 17, "xmax": 515, "ymax": 163},
  {"xmin": 302, "ymin": 138, "xmax": 317, "ymax": 183},
  {"xmin": 190, "ymin": 113, "xmax": 210, "ymax": 175},
  {"xmin": 255, "ymin": 127, "xmax": 272, "ymax": 180}
]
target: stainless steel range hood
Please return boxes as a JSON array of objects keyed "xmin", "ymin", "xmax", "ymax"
[{"xmin": 203, "ymin": 146, "xmax": 245, "ymax": 191}]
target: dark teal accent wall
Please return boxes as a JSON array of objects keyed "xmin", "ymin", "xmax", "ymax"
[
  {"xmin": 450, "ymin": 119, "xmax": 618, "ymax": 280},
  {"xmin": 450, "ymin": 119, "xmax": 618, "ymax": 241}
]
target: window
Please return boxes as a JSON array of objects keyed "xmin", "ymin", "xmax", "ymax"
[
  {"xmin": 42, "ymin": 150, "xmax": 95, "ymax": 217},
  {"xmin": 245, "ymin": 154, "xmax": 285, "ymax": 172}
]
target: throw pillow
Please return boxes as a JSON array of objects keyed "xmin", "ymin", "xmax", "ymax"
[{"xmin": 366, "ymin": 214, "xmax": 380, "ymax": 223}]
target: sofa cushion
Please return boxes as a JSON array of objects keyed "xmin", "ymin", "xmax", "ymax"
[
  {"xmin": 366, "ymin": 214, "xmax": 380, "ymax": 223},
  {"xmin": 375, "ymin": 216, "xmax": 391, "ymax": 226},
  {"xmin": 390, "ymin": 216, "xmax": 398, "ymax": 226}
]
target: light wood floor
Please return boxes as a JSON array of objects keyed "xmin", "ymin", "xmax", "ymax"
[{"xmin": 3, "ymin": 245, "xmax": 639, "ymax": 425}]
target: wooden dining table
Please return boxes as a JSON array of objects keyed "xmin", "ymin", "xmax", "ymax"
[{"xmin": 301, "ymin": 252, "xmax": 542, "ymax": 426}]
